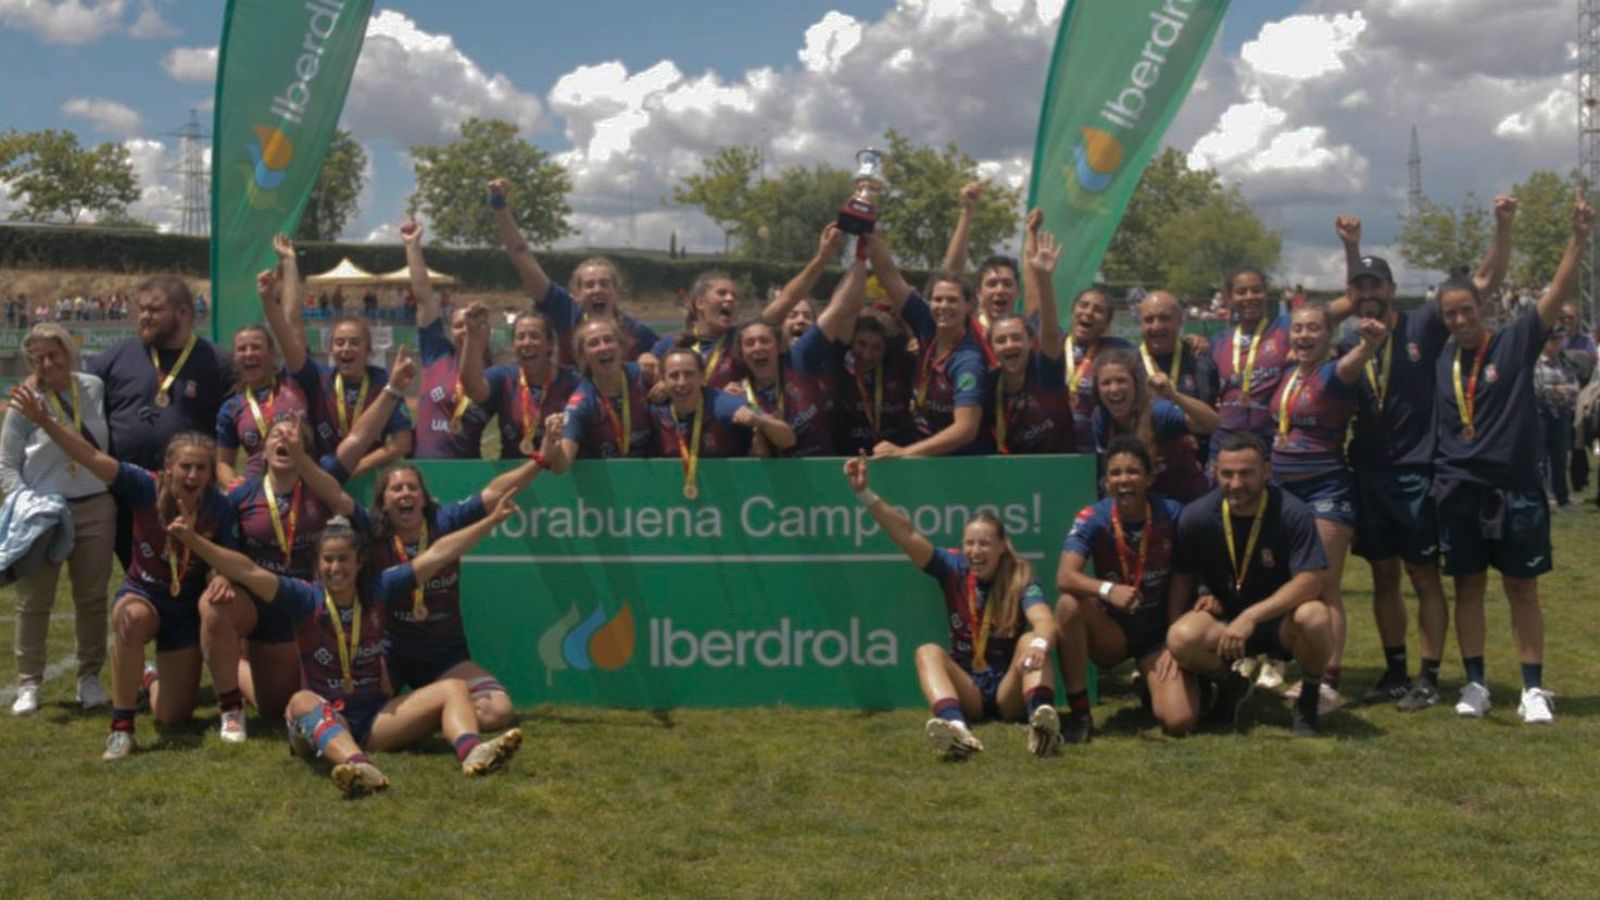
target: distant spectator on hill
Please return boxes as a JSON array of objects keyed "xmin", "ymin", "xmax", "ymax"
[{"xmin": 363, "ymin": 289, "xmax": 378, "ymax": 319}]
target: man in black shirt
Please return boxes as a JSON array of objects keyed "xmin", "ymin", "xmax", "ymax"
[{"xmin": 1161, "ymin": 433, "xmax": 1333, "ymax": 736}]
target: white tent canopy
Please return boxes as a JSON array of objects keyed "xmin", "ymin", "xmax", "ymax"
[
  {"xmin": 375, "ymin": 265, "xmax": 457, "ymax": 286},
  {"xmin": 305, "ymin": 257, "xmax": 378, "ymax": 286}
]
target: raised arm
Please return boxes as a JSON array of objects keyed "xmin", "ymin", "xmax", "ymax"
[
  {"xmin": 335, "ymin": 345, "xmax": 416, "ymax": 476},
  {"xmin": 764, "ymin": 224, "xmax": 844, "ymax": 327},
  {"xmin": 1476, "ymin": 195, "xmax": 1516, "ymax": 297},
  {"xmin": 280, "ymin": 420, "xmax": 355, "ymax": 518},
  {"xmin": 1536, "ymin": 197, "xmax": 1593, "ymax": 330},
  {"xmin": 480, "ymin": 456, "xmax": 544, "ymax": 509},
  {"xmin": 864, "ymin": 233, "xmax": 914, "ymax": 311},
  {"xmin": 1334, "ymin": 317, "xmax": 1387, "ymax": 384},
  {"xmin": 459, "ymin": 303, "xmax": 492, "ymax": 405},
  {"xmin": 262, "ymin": 234, "xmax": 309, "ymax": 373},
  {"xmin": 844, "ymin": 454, "xmax": 933, "ymax": 568},
  {"xmin": 6, "ymin": 385, "xmax": 118, "ymax": 483},
  {"xmin": 817, "ymin": 256, "xmax": 867, "ymax": 343},
  {"xmin": 1024, "ymin": 210, "xmax": 1064, "ymax": 359},
  {"xmin": 1326, "ymin": 215, "xmax": 1361, "ymax": 323},
  {"xmin": 488, "ymin": 178, "xmax": 553, "ymax": 299},
  {"xmin": 167, "ymin": 516, "xmax": 281, "ymax": 602},
  {"xmin": 411, "ymin": 494, "xmax": 517, "ymax": 585},
  {"xmin": 942, "ymin": 181, "xmax": 983, "ymax": 275},
  {"xmin": 401, "ymin": 216, "xmax": 440, "ymax": 330}
]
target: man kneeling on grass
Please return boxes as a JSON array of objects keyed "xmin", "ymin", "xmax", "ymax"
[{"xmin": 1157, "ymin": 433, "xmax": 1334, "ymax": 737}]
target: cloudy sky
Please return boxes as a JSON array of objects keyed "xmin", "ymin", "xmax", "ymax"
[{"xmin": 0, "ymin": 0, "xmax": 1579, "ymax": 290}]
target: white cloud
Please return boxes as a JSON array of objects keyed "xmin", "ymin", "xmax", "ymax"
[
  {"xmin": 126, "ymin": 0, "xmax": 173, "ymax": 38},
  {"xmin": 0, "ymin": 0, "xmax": 123, "ymax": 44},
  {"xmin": 798, "ymin": 11, "xmax": 862, "ymax": 73},
  {"xmin": 162, "ymin": 45, "xmax": 216, "ymax": 83},
  {"xmin": 1494, "ymin": 75, "xmax": 1577, "ymax": 141},
  {"xmin": 61, "ymin": 97, "xmax": 142, "ymax": 137},
  {"xmin": 1239, "ymin": 13, "xmax": 1365, "ymax": 83}
]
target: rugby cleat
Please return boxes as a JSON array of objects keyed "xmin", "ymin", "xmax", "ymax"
[
  {"xmin": 219, "ymin": 709, "xmax": 247, "ymax": 744},
  {"xmin": 1255, "ymin": 658, "xmax": 1286, "ymax": 690},
  {"xmin": 463, "ymin": 727, "xmax": 524, "ymax": 777},
  {"xmin": 1360, "ymin": 672, "xmax": 1411, "ymax": 705},
  {"xmin": 1518, "ymin": 688, "xmax": 1555, "ymax": 725},
  {"xmin": 925, "ymin": 718, "xmax": 984, "ymax": 760},
  {"xmin": 1454, "ymin": 682, "xmax": 1491, "ymax": 718},
  {"xmin": 102, "ymin": 730, "xmax": 134, "ymax": 762},
  {"xmin": 1028, "ymin": 705, "xmax": 1063, "ymax": 757},
  {"xmin": 1396, "ymin": 679, "xmax": 1440, "ymax": 712},
  {"xmin": 1061, "ymin": 710, "xmax": 1094, "ymax": 746},
  {"xmin": 332, "ymin": 761, "xmax": 390, "ymax": 797}
]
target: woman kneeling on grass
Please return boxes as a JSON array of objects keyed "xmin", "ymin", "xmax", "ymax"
[
  {"xmin": 166, "ymin": 501, "xmax": 524, "ymax": 797},
  {"xmin": 844, "ymin": 454, "xmax": 1061, "ymax": 759}
]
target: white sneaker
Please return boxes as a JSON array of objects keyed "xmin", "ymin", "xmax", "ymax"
[
  {"xmin": 219, "ymin": 709, "xmax": 247, "ymax": 744},
  {"xmin": 10, "ymin": 684, "xmax": 40, "ymax": 716},
  {"xmin": 103, "ymin": 730, "xmax": 134, "ymax": 762},
  {"xmin": 1518, "ymin": 688, "xmax": 1555, "ymax": 725},
  {"xmin": 1256, "ymin": 659, "xmax": 1286, "ymax": 690},
  {"xmin": 925, "ymin": 718, "xmax": 984, "ymax": 760},
  {"xmin": 1455, "ymin": 682, "xmax": 1492, "ymax": 718},
  {"xmin": 77, "ymin": 676, "xmax": 109, "ymax": 710}
]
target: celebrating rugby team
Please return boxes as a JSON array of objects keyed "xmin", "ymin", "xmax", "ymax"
[{"xmin": 2, "ymin": 173, "xmax": 1589, "ymax": 789}]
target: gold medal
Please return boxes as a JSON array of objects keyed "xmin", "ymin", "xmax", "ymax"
[
  {"xmin": 683, "ymin": 483, "xmax": 699, "ymax": 501},
  {"xmin": 448, "ymin": 418, "xmax": 463, "ymax": 435},
  {"xmin": 154, "ymin": 390, "xmax": 171, "ymax": 408},
  {"xmin": 519, "ymin": 436, "xmax": 535, "ymax": 456},
  {"xmin": 1463, "ymin": 424, "xmax": 1476, "ymax": 442}
]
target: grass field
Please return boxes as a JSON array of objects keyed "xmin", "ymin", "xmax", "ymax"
[{"xmin": 1, "ymin": 500, "xmax": 1598, "ymax": 898}]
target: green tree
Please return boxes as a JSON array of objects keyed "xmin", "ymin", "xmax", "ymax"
[
  {"xmin": 1510, "ymin": 170, "xmax": 1581, "ymax": 289},
  {"xmin": 1398, "ymin": 193, "xmax": 1490, "ymax": 277},
  {"xmin": 0, "ymin": 128, "xmax": 139, "ymax": 224},
  {"xmin": 297, "ymin": 129, "xmax": 368, "ymax": 242},
  {"xmin": 1153, "ymin": 186, "xmax": 1282, "ymax": 300},
  {"xmin": 672, "ymin": 145, "xmax": 762, "ymax": 254},
  {"xmin": 878, "ymin": 128, "xmax": 1019, "ymax": 269},
  {"xmin": 409, "ymin": 118, "xmax": 572, "ymax": 246},
  {"xmin": 745, "ymin": 164, "xmax": 856, "ymax": 261},
  {"xmin": 1102, "ymin": 148, "xmax": 1222, "ymax": 283}
]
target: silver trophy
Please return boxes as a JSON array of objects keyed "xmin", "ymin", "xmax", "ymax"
[{"xmin": 838, "ymin": 148, "xmax": 887, "ymax": 259}]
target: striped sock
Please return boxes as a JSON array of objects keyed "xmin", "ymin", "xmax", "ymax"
[
  {"xmin": 217, "ymin": 689, "xmax": 243, "ymax": 714},
  {"xmin": 1025, "ymin": 687, "xmax": 1056, "ymax": 716},
  {"xmin": 932, "ymin": 698, "xmax": 964, "ymax": 724},
  {"xmin": 139, "ymin": 667, "xmax": 159, "ymax": 693},
  {"xmin": 453, "ymin": 733, "xmax": 481, "ymax": 761},
  {"xmin": 110, "ymin": 708, "xmax": 136, "ymax": 732},
  {"xmin": 347, "ymin": 752, "xmax": 370, "ymax": 766}
]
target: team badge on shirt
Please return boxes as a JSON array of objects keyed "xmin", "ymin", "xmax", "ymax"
[
  {"xmin": 1260, "ymin": 548, "xmax": 1276, "ymax": 569},
  {"xmin": 956, "ymin": 372, "xmax": 977, "ymax": 392},
  {"xmin": 1407, "ymin": 342, "xmax": 1420, "ymax": 362}
]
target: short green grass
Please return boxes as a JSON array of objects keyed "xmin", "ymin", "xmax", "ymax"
[{"xmin": 1, "ymin": 502, "xmax": 1598, "ymax": 898}]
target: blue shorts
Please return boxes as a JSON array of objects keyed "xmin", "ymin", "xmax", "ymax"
[
  {"xmin": 248, "ymin": 589, "xmax": 294, "ymax": 645},
  {"xmin": 1281, "ymin": 469, "xmax": 1355, "ymax": 527},
  {"xmin": 1352, "ymin": 465, "xmax": 1439, "ymax": 564},
  {"xmin": 340, "ymin": 694, "xmax": 387, "ymax": 745},
  {"xmin": 386, "ymin": 636, "xmax": 473, "ymax": 692},
  {"xmin": 1107, "ymin": 604, "xmax": 1167, "ymax": 661},
  {"xmin": 117, "ymin": 580, "xmax": 200, "ymax": 652},
  {"xmin": 1436, "ymin": 481, "xmax": 1553, "ymax": 578},
  {"xmin": 961, "ymin": 664, "xmax": 1005, "ymax": 721}
]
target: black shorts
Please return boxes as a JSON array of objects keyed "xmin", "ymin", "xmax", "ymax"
[
  {"xmin": 1352, "ymin": 465, "xmax": 1439, "ymax": 564},
  {"xmin": 247, "ymin": 589, "xmax": 295, "ymax": 644},
  {"xmin": 1243, "ymin": 613, "xmax": 1290, "ymax": 661},
  {"xmin": 1106, "ymin": 604, "xmax": 1167, "ymax": 661},
  {"xmin": 341, "ymin": 694, "xmax": 386, "ymax": 745},
  {"xmin": 386, "ymin": 636, "xmax": 473, "ymax": 692},
  {"xmin": 1437, "ymin": 481, "xmax": 1553, "ymax": 578},
  {"xmin": 117, "ymin": 580, "xmax": 200, "ymax": 652}
]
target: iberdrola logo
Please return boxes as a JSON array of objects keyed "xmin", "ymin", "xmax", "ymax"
[
  {"xmin": 536, "ymin": 601, "xmax": 636, "ymax": 685},
  {"xmin": 1068, "ymin": 127, "xmax": 1123, "ymax": 208},
  {"xmin": 244, "ymin": 125, "xmax": 294, "ymax": 209}
]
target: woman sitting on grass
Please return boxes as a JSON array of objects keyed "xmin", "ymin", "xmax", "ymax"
[
  {"xmin": 844, "ymin": 453, "xmax": 1061, "ymax": 759},
  {"xmin": 165, "ymin": 499, "xmax": 524, "ymax": 797}
]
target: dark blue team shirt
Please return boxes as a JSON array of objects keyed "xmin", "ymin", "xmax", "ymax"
[
  {"xmin": 650, "ymin": 388, "xmax": 753, "ymax": 458},
  {"xmin": 356, "ymin": 494, "xmax": 486, "ymax": 652},
  {"xmin": 1063, "ymin": 497, "xmax": 1182, "ymax": 634},
  {"xmin": 1064, "ymin": 334, "xmax": 1133, "ymax": 452},
  {"xmin": 1137, "ymin": 344, "xmax": 1219, "ymax": 406},
  {"xmin": 991, "ymin": 352, "xmax": 1074, "ymax": 455},
  {"xmin": 902, "ymin": 292, "xmax": 990, "ymax": 453},
  {"xmin": 215, "ymin": 374, "xmax": 311, "ymax": 479},
  {"xmin": 110, "ymin": 463, "xmax": 237, "ymax": 598},
  {"xmin": 539, "ymin": 282, "xmax": 659, "ymax": 365},
  {"xmin": 1172, "ymin": 485, "xmax": 1327, "ymax": 619},
  {"xmin": 745, "ymin": 325, "xmax": 844, "ymax": 457},
  {"xmin": 1093, "ymin": 399, "xmax": 1208, "ymax": 503},
  {"xmin": 289, "ymin": 359, "xmax": 412, "ymax": 462},
  {"xmin": 921, "ymin": 548, "xmax": 1047, "ymax": 673},
  {"xmin": 415, "ymin": 320, "xmax": 493, "ymax": 459},
  {"xmin": 482, "ymin": 363, "xmax": 582, "ymax": 460},
  {"xmin": 1339, "ymin": 304, "xmax": 1450, "ymax": 469},
  {"xmin": 227, "ymin": 460, "xmax": 345, "ymax": 580},
  {"xmin": 1434, "ymin": 306, "xmax": 1551, "ymax": 491},
  {"xmin": 649, "ymin": 331, "xmax": 741, "ymax": 389},
  {"xmin": 837, "ymin": 349, "xmax": 918, "ymax": 454},
  {"xmin": 1270, "ymin": 360, "xmax": 1359, "ymax": 479},
  {"xmin": 87, "ymin": 336, "xmax": 231, "ymax": 470},
  {"xmin": 274, "ymin": 567, "xmax": 415, "ymax": 705},
  {"xmin": 562, "ymin": 361, "xmax": 653, "ymax": 459},
  {"xmin": 1208, "ymin": 314, "xmax": 1292, "ymax": 457}
]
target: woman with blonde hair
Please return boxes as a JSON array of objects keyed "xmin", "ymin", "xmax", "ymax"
[{"xmin": 0, "ymin": 323, "xmax": 116, "ymax": 715}]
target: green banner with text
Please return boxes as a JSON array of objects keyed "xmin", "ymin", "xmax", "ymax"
[
  {"xmin": 378, "ymin": 456, "xmax": 1097, "ymax": 709},
  {"xmin": 211, "ymin": 0, "xmax": 373, "ymax": 343},
  {"xmin": 1027, "ymin": 0, "xmax": 1229, "ymax": 314}
]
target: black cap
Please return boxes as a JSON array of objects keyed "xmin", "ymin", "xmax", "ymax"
[{"xmin": 1349, "ymin": 255, "xmax": 1394, "ymax": 284}]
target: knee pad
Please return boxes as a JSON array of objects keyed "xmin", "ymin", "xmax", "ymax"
[
  {"xmin": 290, "ymin": 701, "xmax": 345, "ymax": 757},
  {"xmin": 466, "ymin": 676, "xmax": 506, "ymax": 699}
]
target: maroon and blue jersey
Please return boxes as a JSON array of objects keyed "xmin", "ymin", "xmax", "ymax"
[
  {"xmin": 356, "ymin": 494, "xmax": 487, "ymax": 653},
  {"xmin": 110, "ymin": 463, "xmax": 237, "ymax": 598},
  {"xmin": 744, "ymin": 325, "xmax": 844, "ymax": 457},
  {"xmin": 216, "ymin": 375, "xmax": 311, "ymax": 479},
  {"xmin": 273, "ymin": 567, "xmax": 415, "ymax": 705},
  {"xmin": 650, "ymin": 331, "xmax": 741, "ymax": 389},
  {"xmin": 992, "ymin": 352, "xmax": 1074, "ymax": 455},
  {"xmin": 920, "ymin": 548, "xmax": 1047, "ymax": 673},
  {"xmin": 538, "ymin": 282, "xmax": 658, "ymax": 366},
  {"xmin": 902, "ymin": 293, "xmax": 991, "ymax": 453},
  {"xmin": 837, "ymin": 349, "xmax": 918, "ymax": 454},
  {"xmin": 1339, "ymin": 304, "xmax": 1449, "ymax": 469},
  {"xmin": 1208, "ymin": 314, "xmax": 1292, "ymax": 458},
  {"xmin": 227, "ymin": 463, "xmax": 344, "ymax": 579},
  {"xmin": 1270, "ymin": 360, "xmax": 1359, "ymax": 480},
  {"xmin": 562, "ymin": 361, "xmax": 653, "ymax": 459},
  {"xmin": 1434, "ymin": 307, "xmax": 1550, "ymax": 491},
  {"xmin": 650, "ymin": 388, "xmax": 752, "ymax": 458},
  {"xmin": 1093, "ymin": 400, "xmax": 1209, "ymax": 503},
  {"xmin": 290, "ymin": 359, "xmax": 412, "ymax": 462},
  {"xmin": 482, "ymin": 363, "xmax": 582, "ymax": 460},
  {"xmin": 1062, "ymin": 497, "xmax": 1182, "ymax": 636},
  {"xmin": 1064, "ymin": 335, "xmax": 1133, "ymax": 452},
  {"xmin": 415, "ymin": 319, "xmax": 492, "ymax": 459}
]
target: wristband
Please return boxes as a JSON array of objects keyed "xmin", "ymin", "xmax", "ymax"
[
  {"xmin": 488, "ymin": 194, "xmax": 507, "ymax": 209},
  {"xmin": 382, "ymin": 385, "xmax": 403, "ymax": 400},
  {"xmin": 1098, "ymin": 580, "xmax": 1114, "ymax": 600},
  {"xmin": 855, "ymin": 488, "xmax": 879, "ymax": 506},
  {"xmin": 1029, "ymin": 637, "xmax": 1049, "ymax": 651}
]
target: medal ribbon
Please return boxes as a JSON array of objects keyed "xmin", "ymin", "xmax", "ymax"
[
  {"xmin": 1110, "ymin": 501, "xmax": 1152, "ymax": 591},
  {"xmin": 1222, "ymin": 494, "xmax": 1268, "ymax": 594},
  {"xmin": 263, "ymin": 471, "xmax": 301, "ymax": 567},
  {"xmin": 992, "ymin": 373, "xmax": 1026, "ymax": 455},
  {"xmin": 964, "ymin": 570, "xmax": 995, "ymax": 673},
  {"xmin": 745, "ymin": 373, "xmax": 786, "ymax": 419},
  {"xmin": 1064, "ymin": 336, "xmax": 1097, "ymax": 394},
  {"xmin": 675, "ymin": 402, "xmax": 705, "ymax": 494},
  {"xmin": 1363, "ymin": 332, "xmax": 1394, "ymax": 410},
  {"xmin": 1231, "ymin": 318, "xmax": 1268, "ymax": 397},
  {"xmin": 1140, "ymin": 342, "xmax": 1181, "ymax": 385},
  {"xmin": 391, "ymin": 532, "xmax": 429, "ymax": 621},
  {"xmin": 1452, "ymin": 333, "xmax": 1491, "ymax": 436},
  {"xmin": 854, "ymin": 365, "xmax": 883, "ymax": 438},
  {"xmin": 449, "ymin": 375, "xmax": 471, "ymax": 432},
  {"xmin": 150, "ymin": 333, "xmax": 197, "ymax": 403},
  {"xmin": 600, "ymin": 387, "xmax": 632, "ymax": 456},
  {"xmin": 1276, "ymin": 368, "xmax": 1309, "ymax": 438},
  {"xmin": 245, "ymin": 378, "xmax": 278, "ymax": 443},
  {"xmin": 322, "ymin": 590, "xmax": 361, "ymax": 695},
  {"xmin": 519, "ymin": 365, "xmax": 554, "ymax": 450},
  {"xmin": 334, "ymin": 372, "xmax": 369, "ymax": 437},
  {"xmin": 914, "ymin": 341, "xmax": 950, "ymax": 413},
  {"xmin": 703, "ymin": 339, "xmax": 724, "ymax": 380}
]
